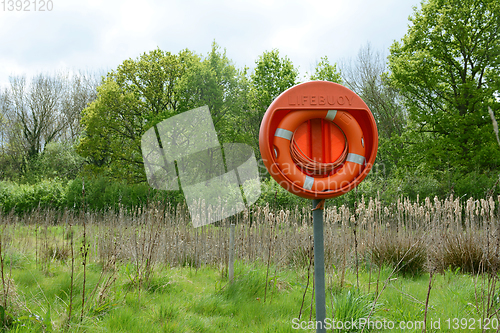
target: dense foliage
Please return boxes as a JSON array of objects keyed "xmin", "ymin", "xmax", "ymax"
[
  {"xmin": 388, "ymin": 0, "xmax": 500, "ymax": 188},
  {"xmin": 0, "ymin": 178, "xmax": 182, "ymax": 214}
]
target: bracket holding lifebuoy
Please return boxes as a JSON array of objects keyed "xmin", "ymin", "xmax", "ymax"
[{"xmin": 259, "ymin": 81, "xmax": 378, "ymax": 199}]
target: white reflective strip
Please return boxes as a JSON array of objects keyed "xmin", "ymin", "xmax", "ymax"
[
  {"xmin": 274, "ymin": 128, "xmax": 293, "ymax": 140},
  {"xmin": 346, "ymin": 153, "xmax": 365, "ymax": 165},
  {"xmin": 303, "ymin": 176, "xmax": 314, "ymax": 190},
  {"xmin": 325, "ymin": 110, "xmax": 337, "ymax": 121}
]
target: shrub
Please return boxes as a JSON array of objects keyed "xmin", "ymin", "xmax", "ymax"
[
  {"xmin": 0, "ymin": 177, "xmax": 187, "ymax": 215},
  {"xmin": 0, "ymin": 180, "xmax": 66, "ymax": 214},
  {"xmin": 257, "ymin": 177, "xmax": 308, "ymax": 210},
  {"xmin": 452, "ymin": 170, "xmax": 498, "ymax": 199},
  {"xmin": 371, "ymin": 233, "xmax": 427, "ymax": 276},
  {"xmin": 65, "ymin": 176, "xmax": 185, "ymax": 212},
  {"xmin": 431, "ymin": 232, "xmax": 500, "ymax": 274}
]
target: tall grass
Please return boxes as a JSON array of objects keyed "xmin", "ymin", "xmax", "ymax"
[
  {"xmin": 2, "ymin": 195, "xmax": 500, "ymax": 274},
  {"xmin": 0, "ymin": 194, "xmax": 499, "ymax": 330}
]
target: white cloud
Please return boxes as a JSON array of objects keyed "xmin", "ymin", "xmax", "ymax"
[{"xmin": 0, "ymin": 0, "xmax": 418, "ymax": 89}]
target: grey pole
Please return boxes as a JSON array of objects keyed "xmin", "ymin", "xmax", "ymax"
[{"xmin": 312, "ymin": 199, "xmax": 326, "ymax": 333}]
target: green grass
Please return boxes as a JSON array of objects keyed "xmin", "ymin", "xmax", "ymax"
[
  {"xmin": 1, "ymin": 224, "xmax": 500, "ymax": 332},
  {"xmin": 1, "ymin": 258, "xmax": 499, "ymax": 332},
  {"xmin": 3, "ymin": 256, "xmax": 309, "ymax": 332}
]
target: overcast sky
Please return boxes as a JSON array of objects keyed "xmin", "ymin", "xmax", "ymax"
[{"xmin": 0, "ymin": 0, "xmax": 419, "ymax": 89}]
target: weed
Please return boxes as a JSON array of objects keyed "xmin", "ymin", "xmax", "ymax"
[{"xmin": 330, "ymin": 289, "xmax": 377, "ymax": 332}]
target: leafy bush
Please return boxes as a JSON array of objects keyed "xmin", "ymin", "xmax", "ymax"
[
  {"xmin": 452, "ymin": 170, "xmax": 498, "ymax": 199},
  {"xmin": 0, "ymin": 180, "xmax": 66, "ymax": 214},
  {"xmin": 38, "ymin": 142, "xmax": 86, "ymax": 180},
  {"xmin": 256, "ymin": 177, "xmax": 309, "ymax": 210},
  {"xmin": 13, "ymin": 142, "xmax": 87, "ymax": 184},
  {"xmin": 0, "ymin": 177, "xmax": 186, "ymax": 214},
  {"xmin": 65, "ymin": 177, "xmax": 184, "ymax": 212}
]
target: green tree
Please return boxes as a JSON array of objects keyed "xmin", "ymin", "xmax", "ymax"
[
  {"xmin": 342, "ymin": 44, "xmax": 406, "ymax": 139},
  {"xmin": 310, "ymin": 56, "xmax": 342, "ymax": 83},
  {"xmin": 250, "ymin": 50, "xmax": 298, "ymax": 113},
  {"xmin": 248, "ymin": 50, "xmax": 299, "ymax": 157},
  {"xmin": 388, "ymin": 0, "xmax": 500, "ymax": 176},
  {"xmin": 340, "ymin": 44, "xmax": 408, "ymax": 179},
  {"xmin": 77, "ymin": 48, "xmax": 199, "ymax": 182},
  {"xmin": 77, "ymin": 45, "xmax": 250, "ymax": 182},
  {"xmin": 0, "ymin": 72, "xmax": 98, "ymax": 181},
  {"xmin": 176, "ymin": 42, "xmax": 250, "ymax": 145}
]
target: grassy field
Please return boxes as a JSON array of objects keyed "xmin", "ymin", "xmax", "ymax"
[
  {"xmin": 0, "ymin": 251, "xmax": 497, "ymax": 332},
  {"xmin": 0, "ymin": 195, "xmax": 499, "ymax": 332},
  {"xmin": 0, "ymin": 258, "xmax": 497, "ymax": 333}
]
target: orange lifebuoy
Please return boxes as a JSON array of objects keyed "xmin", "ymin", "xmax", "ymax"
[
  {"xmin": 259, "ymin": 81, "xmax": 378, "ymax": 200},
  {"xmin": 273, "ymin": 110, "xmax": 366, "ymax": 192}
]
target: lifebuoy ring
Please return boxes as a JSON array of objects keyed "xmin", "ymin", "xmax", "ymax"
[{"xmin": 273, "ymin": 110, "xmax": 366, "ymax": 192}]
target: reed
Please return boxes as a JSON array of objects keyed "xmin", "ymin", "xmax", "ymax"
[
  {"xmin": 0, "ymin": 194, "xmax": 499, "ymax": 328},
  {"xmin": 3, "ymin": 195, "xmax": 500, "ymax": 273}
]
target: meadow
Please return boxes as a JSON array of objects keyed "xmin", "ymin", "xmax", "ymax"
[{"xmin": 0, "ymin": 195, "xmax": 499, "ymax": 332}]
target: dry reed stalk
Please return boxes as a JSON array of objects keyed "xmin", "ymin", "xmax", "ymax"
[
  {"xmin": 309, "ymin": 271, "xmax": 314, "ymax": 322},
  {"xmin": 35, "ymin": 224, "xmax": 38, "ymax": 269},
  {"xmin": 298, "ymin": 244, "xmax": 313, "ymax": 320},
  {"xmin": 340, "ymin": 205, "xmax": 349, "ymax": 288},
  {"xmin": 422, "ymin": 271, "xmax": 433, "ymax": 333},
  {"xmin": 80, "ymin": 179, "xmax": 88, "ymax": 322},
  {"xmin": 264, "ymin": 213, "xmax": 275, "ymax": 303},
  {"xmin": 87, "ymin": 242, "xmax": 118, "ymax": 313},
  {"xmin": 80, "ymin": 215, "xmax": 88, "ymax": 322},
  {"xmin": 68, "ymin": 220, "xmax": 74, "ymax": 325},
  {"xmin": 365, "ymin": 198, "xmax": 375, "ymax": 294},
  {"xmin": 353, "ymin": 215, "xmax": 359, "ymax": 290},
  {"xmin": 0, "ymin": 230, "xmax": 6, "ymax": 315}
]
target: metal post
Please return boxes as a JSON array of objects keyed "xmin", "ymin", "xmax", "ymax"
[
  {"xmin": 312, "ymin": 199, "xmax": 326, "ymax": 333},
  {"xmin": 229, "ymin": 223, "xmax": 235, "ymax": 283}
]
